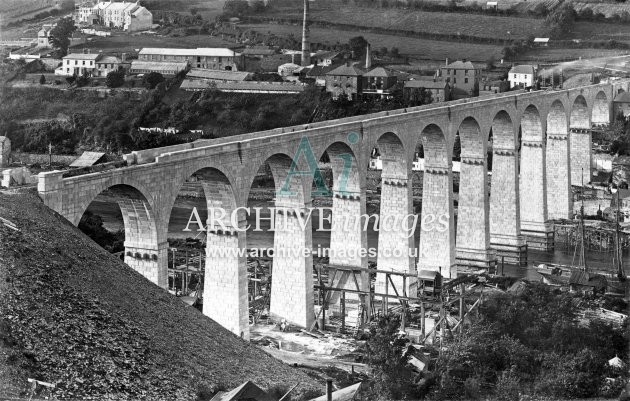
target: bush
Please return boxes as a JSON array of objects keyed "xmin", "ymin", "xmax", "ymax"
[
  {"xmin": 143, "ymin": 72, "xmax": 164, "ymax": 89},
  {"xmin": 106, "ymin": 70, "xmax": 125, "ymax": 88}
]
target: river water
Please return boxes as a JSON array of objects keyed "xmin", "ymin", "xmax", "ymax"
[{"xmin": 90, "ymin": 195, "xmax": 629, "ymax": 281}]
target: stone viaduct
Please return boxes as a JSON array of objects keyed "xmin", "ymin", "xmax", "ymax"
[{"xmin": 38, "ymin": 81, "xmax": 630, "ymax": 340}]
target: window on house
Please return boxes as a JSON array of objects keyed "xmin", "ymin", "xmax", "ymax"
[
  {"xmin": 465, "ymin": 70, "xmax": 468, "ymax": 75},
  {"xmin": 453, "ymin": 77, "xmax": 457, "ymax": 84},
  {"xmin": 465, "ymin": 78, "xmax": 468, "ymax": 84},
  {"xmin": 514, "ymin": 74, "xmax": 517, "ymax": 79},
  {"xmin": 75, "ymin": 60, "xmax": 78, "ymax": 65}
]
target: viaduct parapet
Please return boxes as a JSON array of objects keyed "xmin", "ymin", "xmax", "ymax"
[{"xmin": 38, "ymin": 80, "xmax": 630, "ymax": 340}]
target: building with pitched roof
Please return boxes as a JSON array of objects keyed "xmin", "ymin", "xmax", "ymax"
[
  {"xmin": 325, "ymin": 63, "xmax": 365, "ymax": 100},
  {"xmin": 437, "ymin": 60, "xmax": 480, "ymax": 99},
  {"xmin": 313, "ymin": 50, "xmax": 341, "ymax": 67},
  {"xmin": 95, "ymin": 54, "xmax": 131, "ymax": 77},
  {"xmin": 186, "ymin": 68, "xmax": 251, "ymax": 82},
  {"xmin": 404, "ymin": 79, "xmax": 451, "ymax": 103},
  {"xmin": 138, "ymin": 48, "xmax": 239, "ymax": 71},
  {"xmin": 75, "ymin": 1, "xmax": 152, "ymax": 32},
  {"xmin": 363, "ymin": 67, "xmax": 398, "ymax": 98},
  {"xmin": 130, "ymin": 60, "xmax": 188, "ymax": 76},
  {"xmin": 55, "ymin": 51, "xmax": 101, "ymax": 76},
  {"xmin": 508, "ymin": 64, "xmax": 537, "ymax": 88}
]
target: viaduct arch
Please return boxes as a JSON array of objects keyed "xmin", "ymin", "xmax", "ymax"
[{"xmin": 38, "ymin": 80, "xmax": 630, "ymax": 339}]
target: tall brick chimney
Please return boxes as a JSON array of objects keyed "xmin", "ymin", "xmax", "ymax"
[{"xmin": 301, "ymin": 0, "xmax": 311, "ymax": 67}]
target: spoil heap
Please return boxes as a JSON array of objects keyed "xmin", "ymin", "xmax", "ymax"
[{"xmin": 0, "ymin": 189, "xmax": 319, "ymax": 400}]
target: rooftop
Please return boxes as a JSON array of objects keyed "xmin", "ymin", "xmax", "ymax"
[
  {"xmin": 509, "ymin": 64, "xmax": 536, "ymax": 75},
  {"xmin": 444, "ymin": 60, "xmax": 476, "ymax": 70},
  {"xmin": 313, "ymin": 50, "xmax": 339, "ymax": 60},
  {"xmin": 102, "ymin": 1, "xmax": 138, "ymax": 11},
  {"xmin": 96, "ymin": 55, "xmax": 126, "ymax": 64},
  {"xmin": 139, "ymin": 48, "xmax": 235, "ymax": 57},
  {"xmin": 186, "ymin": 68, "xmax": 250, "ymax": 81},
  {"xmin": 326, "ymin": 64, "xmax": 365, "ymax": 77},
  {"xmin": 215, "ymin": 81, "xmax": 305, "ymax": 93},
  {"xmin": 130, "ymin": 60, "xmax": 188, "ymax": 72},
  {"xmin": 63, "ymin": 53, "xmax": 100, "ymax": 60},
  {"xmin": 364, "ymin": 67, "xmax": 396, "ymax": 77},
  {"xmin": 241, "ymin": 47, "xmax": 276, "ymax": 56}
]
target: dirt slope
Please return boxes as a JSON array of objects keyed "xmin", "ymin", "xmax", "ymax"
[{"xmin": 0, "ymin": 189, "xmax": 320, "ymax": 400}]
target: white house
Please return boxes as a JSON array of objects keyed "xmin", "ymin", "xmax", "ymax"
[
  {"xmin": 55, "ymin": 52, "xmax": 100, "ymax": 76},
  {"xmin": 508, "ymin": 64, "xmax": 537, "ymax": 89},
  {"xmin": 312, "ymin": 50, "xmax": 339, "ymax": 67},
  {"xmin": 125, "ymin": 5, "xmax": 153, "ymax": 32},
  {"xmin": 76, "ymin": 1, "xmax": 152, "ymax": 32}
]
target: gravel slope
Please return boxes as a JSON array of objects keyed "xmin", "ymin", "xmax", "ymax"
[{"xmin": 0, "ymin": 189, "xmax": 320, "ymax": 400}]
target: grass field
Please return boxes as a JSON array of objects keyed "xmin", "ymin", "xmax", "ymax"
[
  {"xmin": 240, "ymin": 22, "xmax": 504, "ymax": 61},
  {"xmin": 571, "ymin": 21, "xmax": 630, "ymax": 43},
  {"xmin": 269, "ymin": 3, "xmax": 547, "ymax": 40}
]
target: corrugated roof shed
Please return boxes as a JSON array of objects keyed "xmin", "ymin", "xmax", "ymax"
[
  {"xmin": 215, "ymin": 81, "xmax": 305, "ymax": 93},
  {"xmin": 139, "ymin": 48, "xmax": 235, "ymax": 57},
  {"xmin": 70, "ymin": 152, "xmax": 106, "ymax": 167},
  {"xmin": 186, "ymin": 68, "xmax": 250, "ymax": 81},
  {"xmin": 130, "ymin": 60, "xmax": 188, "ymax": 73}
]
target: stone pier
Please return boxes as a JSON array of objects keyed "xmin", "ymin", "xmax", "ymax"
[
  {"xmin": 520, "ymin": 106, "xmax": 553, "ymax": 250},
  {"xmin": 118, "ymin": 198, "xmax": 167, "ymax": 287},
  {"xmin": 456, "ymin": 119, "xmax": 495, "ymax": 269},
  {"xmin": 546, "ymin": 102, "xmax": 572, "ymax": 220},
  {"xmin": 375, "ymin": 133, "xmax": 415, "ymax": 297},
  {"xmin": 489, "ymin": 112, "xmax": 526, "ymax": 263},
  {"xmin": 268, "ymin": 156, "xmax": 314, "ymax": 328},
  {"xmin": 418, "ymin": 125, "xmax": 456, "ymax": 278},
  {"xmin": 202, "ymin": 180, "xmax": 249, "ymax": 340}
]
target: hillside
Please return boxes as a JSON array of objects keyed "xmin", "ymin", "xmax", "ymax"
[{"xmin": 0, "ymin": 189, "xmax": 321, "ymax": 400}]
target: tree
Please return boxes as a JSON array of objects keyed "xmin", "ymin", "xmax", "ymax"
[
  {"xmin": 545, "ymin": 2, "xmax": 576, "ymax": 38},
  {"xmin": 348, "ymin": 36, "xmax": 369, "ymax": 58},
  {"xmin": 223, "ymin": 0, "xmax": 250, "ymax": 17},
  {"xmin": 366, "ymin": 316, "xmax": 421, "ymax": 400},
  {"xmin": 39, "ymin": 74, "xmax": 46, "ymax": 85},
  {"xmin": 486, "ymin": 55, "xmax": 496, "ymax": 70},
  {"xmin": 106, "ymin": 70, "xmax": 125, "ymax": 88},
  {"xmin": 48, "ymin": 17, "xmax": 76, "ymax": 57},
  {"xmin": 143, "ymin": 72, "xmax": 164, "ymax": 89}
]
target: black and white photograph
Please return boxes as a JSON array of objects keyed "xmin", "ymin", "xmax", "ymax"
[{"xmin": 0, "ymin": 0, "xmax": 629, "ymax": 399}]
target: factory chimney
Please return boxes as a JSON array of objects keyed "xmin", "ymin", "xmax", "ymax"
[
  {"xmin": 365, "ymin": 43, "xmax": 372, "ymax": 70},
  {"xmin": 301, "ymin": 0, "xmax": 311, "ymax": 67}
]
